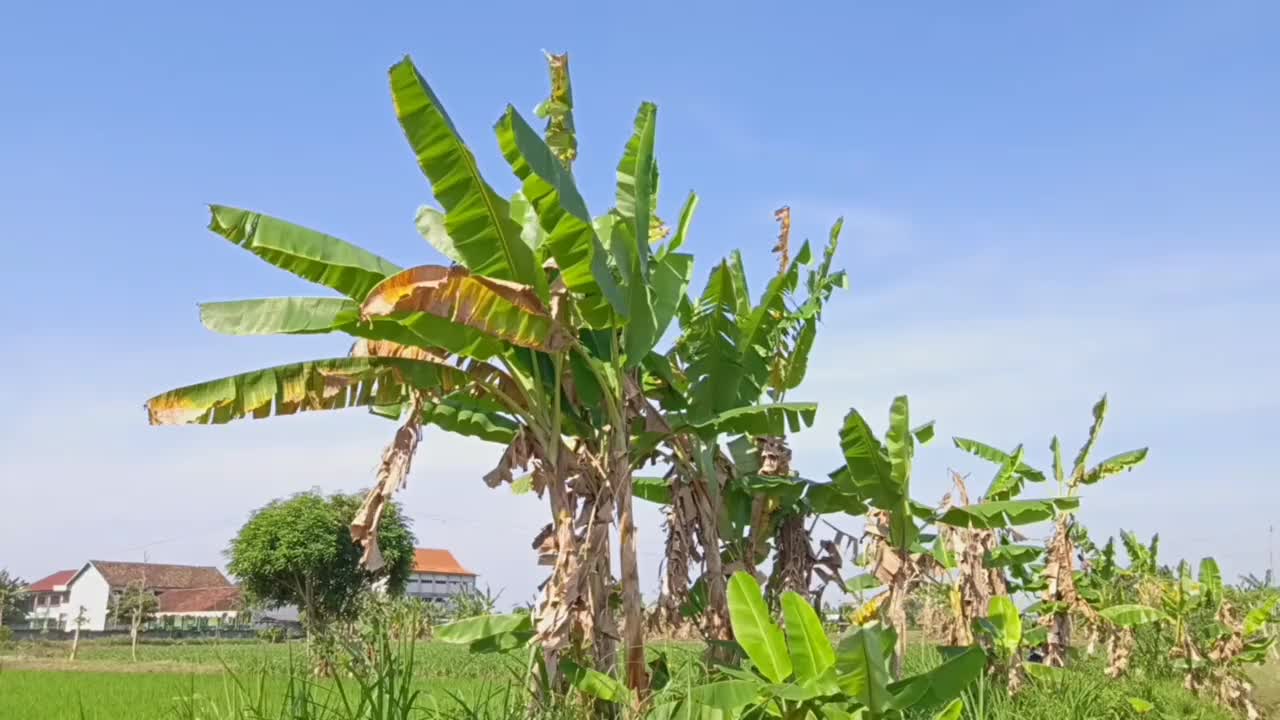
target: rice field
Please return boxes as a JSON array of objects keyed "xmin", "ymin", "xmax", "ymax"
[{"xmin": 0, "ymin": 637, "xmax": 1274, "ymax": 719}]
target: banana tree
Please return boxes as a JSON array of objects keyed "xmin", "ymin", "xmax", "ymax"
[
  {"xmin": 1163, "ymin": 558, "xmax": 1276, "ymax": 719},
  {"xmin": 1037, "ymin": 395, "xmax": 1149, "ymax": 667},
  {"xmin": 829, "ymin": 396, "xmax": 941, "ymax": 677},
  {"xmin": 635, "ymin": 214, "xmax": 846, "ymax": 644},
  {"xmin": 671, "ymin": 571, "xmax": 983, "ymax": 720},
  {"xmin": 938, "ymin": 440, "xmax": 1078, "ymax": 648},
  {"xmin": 144, "ymin": 53, "xmax": 699, "ymax": 694}
]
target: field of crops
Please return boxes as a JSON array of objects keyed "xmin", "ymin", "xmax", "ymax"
[{"xmin": 3, "ymin": 636, "xmax": 1272, "ymax": 720}]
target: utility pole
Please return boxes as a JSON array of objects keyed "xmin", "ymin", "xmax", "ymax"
[{"xmin": 1270, "ymin": 524, "xmax": 1275, "ymax": 585}]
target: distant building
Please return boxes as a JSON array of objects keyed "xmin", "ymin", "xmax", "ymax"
[
  {"xmin": 24, "ymin": 570, "xmax": 77, "ymax": 630},
  {"xmin": 404, "ymin": 548, "xmax": 477, "ymax": 603},
  {"xmin": 24, "ymin": 560, "xmax": 243, "ymax": 631}
]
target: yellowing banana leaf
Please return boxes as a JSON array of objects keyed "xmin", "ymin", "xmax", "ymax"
[
  {"xmin": 388, "ymin": 57, "xmax": 541, "ymax": 292},
  {"xmin": 207, "ymin": 206, "xmax": 399, "ymax": 300},
  {"xmin": 145, "ymin": 357, "xmax": 471, "ymax": 426},
  {"xmin": 538, "ymin": 52, "xmax": 577, "ymax": 168},
  {"xmin": 361, "ymin": 265, "xmax": 570, "ymax": 352}
]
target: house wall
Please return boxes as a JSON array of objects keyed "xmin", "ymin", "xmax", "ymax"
[
  {"xmin": 404, "ymin": 572, "xmax": 476, "ymax": 602},
  {"xmin": 66, "ymin": 565, "xmax": 112, "ymax": 631},
  {"xmin": 25, "ymin": 591, "xmax": 70, "ymax": 630}
]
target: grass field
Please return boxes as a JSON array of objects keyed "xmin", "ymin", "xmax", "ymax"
[{"xmin": 1, "ymin": 637, "xmax": 1275, "ymax": 719}]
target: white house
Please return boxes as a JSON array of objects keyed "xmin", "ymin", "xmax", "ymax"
[
  {"xmin": 405, "ymin": 548, "xmax": 477, "ymax": 603},
  {"xmin": 24, "ymin": 569, "xmax": 76, "ymax": 630},
  {"xmin": 59, "ymin": 560, "xmax": 237, "ymax": 631}
]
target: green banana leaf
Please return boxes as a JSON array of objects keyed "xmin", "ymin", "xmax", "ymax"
[
  {"xmin": 494, "ymin": 106, "xmax": 625, "ymax": 322},
  {"xmin": 1081, "ymin": 448, "xmax": 1149, "ymax": 485},
  {"xmin": 561, "ymin": 659, "xmax": 629, "ymax": 702},
  {"xmin": 935, "ymin": 498, "xmax": 1078, "ymax": 530},
  {"xmin": 727, "ymin": 571, "xmax": 792, "ymax": 683},
  {"xmin": 435, "ymin": 612, "xmax": 533, "ymax": 644},
  {"xmin": 835, "ymin": 625, "xmax": 894, "ymax": 714},
  {"xmin": 781, "ymin": 591, "xmax": 835, "ymax": 682},
  {"xmin": 1099, "ymin": 604, "xmax": 1169, "ymax": 627},
  {"xmin": 207, "ymin": 205, "xmax": 399, "ymax": 300},
  {"xmin": 388, "ymin": 57, "xmax": 541, "ymax": 292}
]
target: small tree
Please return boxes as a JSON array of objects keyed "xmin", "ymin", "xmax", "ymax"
[
  {"xmin": 227, "ymin": 490, "xmax": 415, "ymax": 648},
  {"xmin": 69, "ymin": 605, "xmax": 88, "ymax": 661},
  {"xmin": 109, "ymin": 580, "xmax": 158, "ymax": 661},
  {"xmin": 0, "ymin": 570, "xmax": 28, "ymax": 629}
]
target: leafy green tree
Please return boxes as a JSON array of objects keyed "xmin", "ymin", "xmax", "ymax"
[
  {"xmin": 227, "ymin": 491, "xmax": 415, "ymax": 641},
  {"xmin": 0, "ymin": 570, "xmax": 27, "ymax": 628}
]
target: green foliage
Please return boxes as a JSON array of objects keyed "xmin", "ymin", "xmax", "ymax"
[
  {"xmin": 0, "ymin": 569, "xmax": 28, "ymax": 627},
  {"xmin": 226, "ymin": 491, "xmax": 416, "ymax": 630},
  {"xmin": 108, "ymin": 581, "xmax": 159, "ymax": 628},
  {"xmin": 698, "ymin": 572, "xmax": 981, "ymax": 719}
]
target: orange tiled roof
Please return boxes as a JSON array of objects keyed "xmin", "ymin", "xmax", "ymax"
[
  {"xmin": 412, "ymin": 548, "xmax": 475, "ymax": 576},
  {"xmin": 27, "ymin": 570, "xmax": 76, "ymax": 593}
]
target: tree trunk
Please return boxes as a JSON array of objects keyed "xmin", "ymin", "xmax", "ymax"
[
  {"xmin": 610, "ymin": 429, "xmax": 648, "ymax": 695},
  {"xmin": 1043, "ymin": 515, "xmax": 1076, "ymax": 668},
  {"xmin": 887, "ymin": 571, "xmax": 908, "ymax": 679},
  {"xmin": 585, "ymin": 489, "xmax": 619, "ymax": 676},
  {"xmin": 688, "ymin": 449, "xmax": 731, "ymax": 662},
  {"xmin": 651, "ymin": 479, "xmax": 695, "ymax": 637},
  {"xmin": 532, "ymin": 448, "xmax": 581, "ymax": 698},
  {"xmin": 69, "ymin": 626, "xmax": 80, "ymax": 661},
  {"xmin": 130, "ymin": 620, "xmax": 139, "ymax": 662}
]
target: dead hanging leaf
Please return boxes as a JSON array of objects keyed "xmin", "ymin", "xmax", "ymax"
[
  {"xmin": 531, "ymin": 523, "xmax": 557, "ymax": 566},
  {"xmin": 755, "ymin": 436, "xmax": 793, "ymax": 477},
  {"xmin": 772, "ymin": 206, "xmax": 791, "ymax": 275},
  {"xmin": 360, "ymin": 264, "xmax": 572, "ymax": 352},
  {"xmin": 351, "ymin": 395, "xmax": 423, "ymax": 571},
  {"xmin": 484, "ymin": 430, "xmax": 535, "ymax": 488}
]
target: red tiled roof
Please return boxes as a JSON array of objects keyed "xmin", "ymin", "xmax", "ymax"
[
  {"xmin": 157, "ymin": 586, "xmax": 243, "ymax": 614},
  {"xmin": 89, "ymin": 561, "xmax": 231, "ymax": 590},
  {"xmin": 412, "ymin": 548, "xmax": 475, "ymax": 576},
  {"xmin": 27, "ymin": 570, "xmax": 76, "ymax": 593}
]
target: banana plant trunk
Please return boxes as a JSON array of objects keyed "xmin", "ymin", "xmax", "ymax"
[
  {"xmin": 610, "ymin": 427, "xmax": 649, "ymax": 695},
  {"xmin": 531, "ymin": 447, "xmax": 583, "ymax": 698},
  {"xmin": 1043, "ymin": 515, "xmax": 1076, "ymax": 668},
  {"xmin": 585, "ymin": 489, "xmax": 620, "ymax": 676},
  {"xmin": 689, "ymin": 452, "xmax": 732, "ymax": 658}
]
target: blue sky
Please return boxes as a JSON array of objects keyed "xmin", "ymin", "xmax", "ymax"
[{"xmin": 2, "ymin": 2, "xmax": 1277, "ymax": 599}]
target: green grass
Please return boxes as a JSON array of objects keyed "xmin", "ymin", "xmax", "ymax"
[{"xmin": 0, "ymin": 638, "xmax": 1267, "ymax": 719}]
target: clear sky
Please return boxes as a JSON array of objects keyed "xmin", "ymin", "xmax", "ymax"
[{"xmin": 2, "ymin": 2, "xmax": 1277, "ymax": 602}]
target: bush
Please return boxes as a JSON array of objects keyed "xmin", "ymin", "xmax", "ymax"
[
  {"xmin": 0, "ymin": 626, "xmax": 13, "ymax": 647},
  {"xmin": 256, "ymin": 627, "xmax": 285, "ymax": 644}
]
